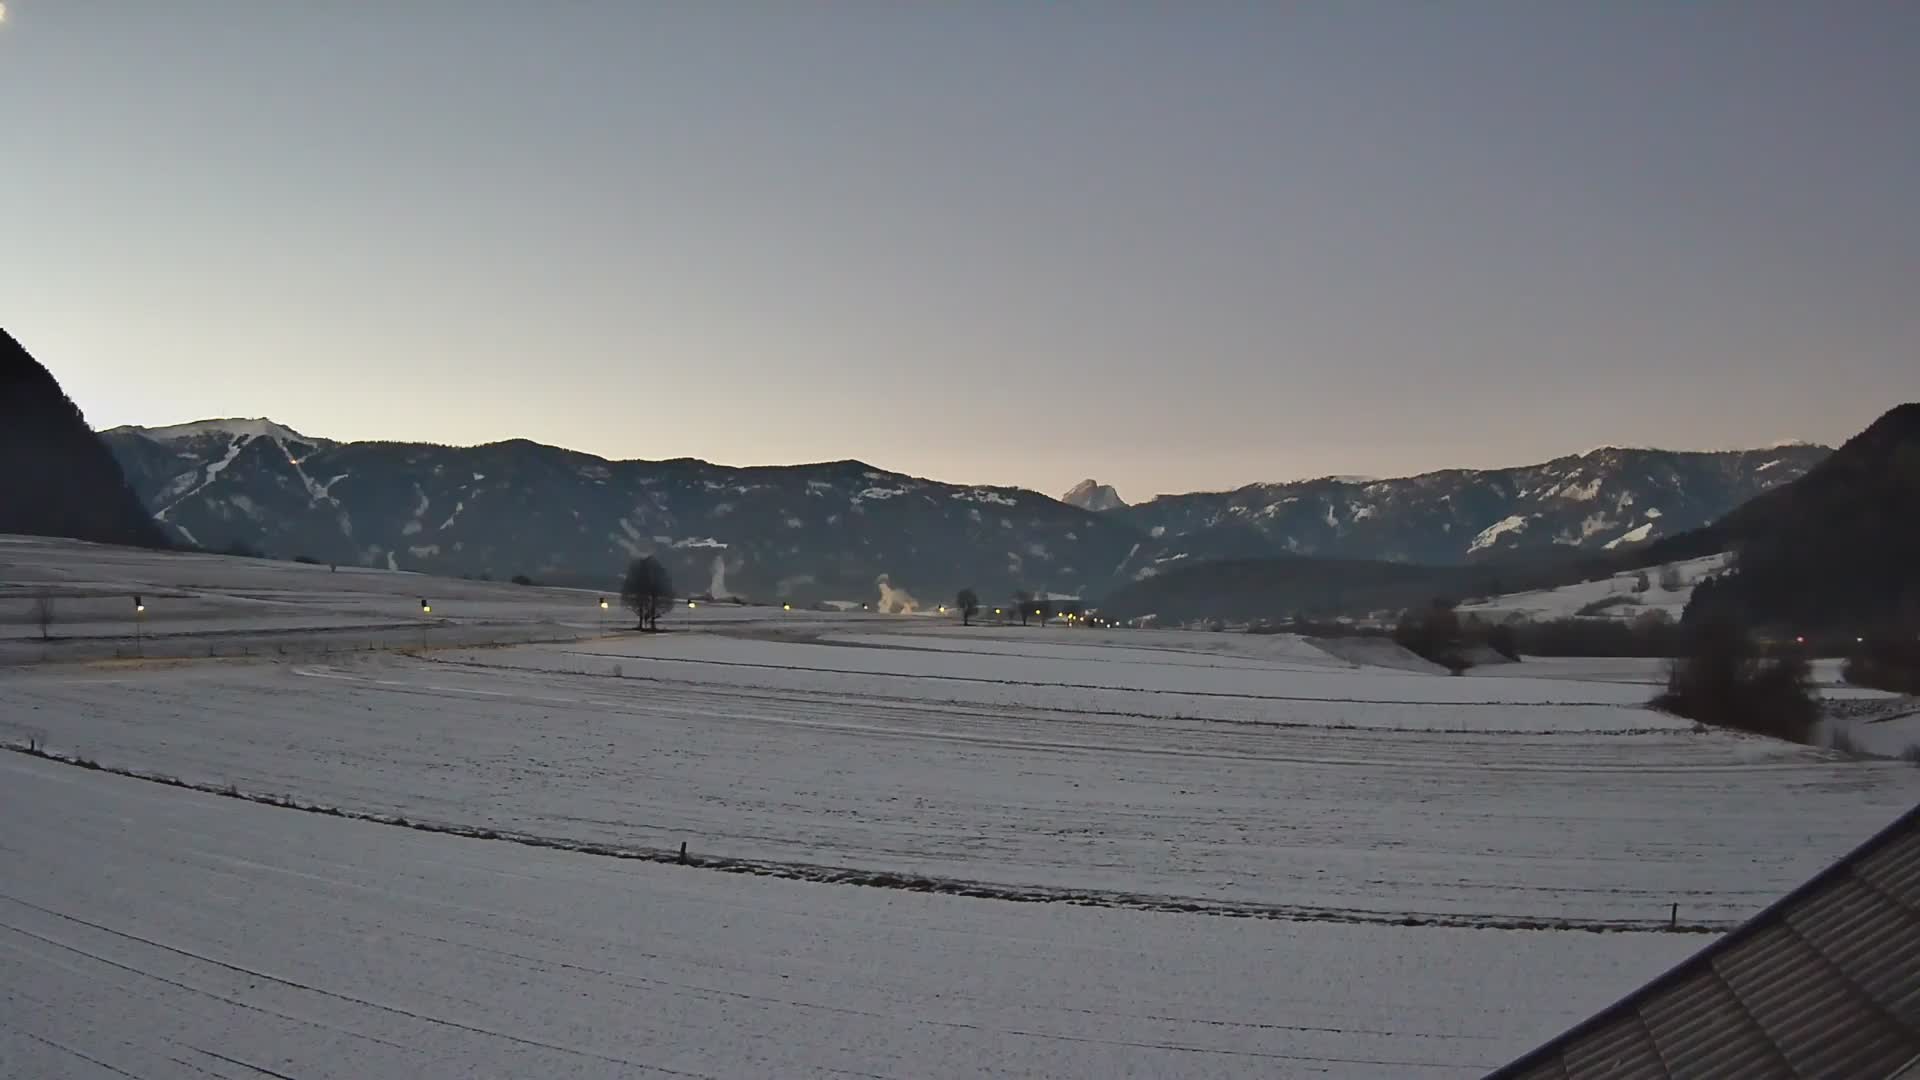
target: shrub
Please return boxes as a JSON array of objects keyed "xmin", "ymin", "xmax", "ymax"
[
  {"xmin": 1829, "ymin": 727, "xmax": 1864, "ymax": 757},
  {"xmin": 30, "ymin": 592, "xmax": 54, "ymax": 640},
  {"xmin": 1842, "ymin": 636, "xmax": 1920, "ymax": 695},
  {"xmin": 1902, "ymin": 744, "xmax": 1920, "ymax": 766},
  {"xmin": 1393, "ymin": 601, "xmax": 1471, "ymax": 673},
  {"xmin": 510, "ymin": 574, "xmax": 535, "ymax": 586},
  {"xmin": 1653, "ymin": 618, "xmax": 1820, "ymax": 744}
]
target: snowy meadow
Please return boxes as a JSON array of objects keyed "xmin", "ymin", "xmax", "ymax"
[{"xmin": 4, "ymin": 536, "xmax": 1917, "ymax": 1078}]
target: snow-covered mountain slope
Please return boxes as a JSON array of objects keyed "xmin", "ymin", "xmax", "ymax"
[
  {"xmin": 1061, "ymin": 478, "xmax": 1126, "ymax": 512},
  {"xmin": 103, "ymin": 424, "xmax": 1131, "ymax": 601},
  {"xmin": 1455, "ymin": 553, "xmax": 1731, "ymax": 623},
  {"xmin": 103, "ymin": 418, "xmax": 1823, "ymax": 602},
  {"xmin": 1114, "ymin": 445, "xmax": 1827, "ymax": 569}
]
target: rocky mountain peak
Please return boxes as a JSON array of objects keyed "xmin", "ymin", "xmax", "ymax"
[{"xmin": 1062, "ymin": 479, "xmax": 1126, "ymax": 512}]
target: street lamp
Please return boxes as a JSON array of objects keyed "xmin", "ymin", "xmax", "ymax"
[
  {"xmin": 420, "ymin": 598, "xmax": 432, "ymax": 615},
  {"xmin": 688, "ymin": 600, "xmax": 698, "ymax": 609},
  {"xmin": 783, "ymin": 603, "xmax": 792, "ymax": 611},
  {"xmin": 599, "ymin": 596, "xmax": 609, "ymax": 632},
  {"xmin": 133, "ymin": 595, "xmax": 145, "ymax": 656}
]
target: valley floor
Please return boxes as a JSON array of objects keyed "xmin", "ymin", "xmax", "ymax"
[
  {"xmin": 0, "ymin": 754, "xmax": 1700, "ymax": 1079},
  {"xmin": 4, "ymin": 536, "xmax": 1918, "ymax": 1077}
]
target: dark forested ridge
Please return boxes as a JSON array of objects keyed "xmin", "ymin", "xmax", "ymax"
[
  {"xmin": 1670, "ymin": 403, "xmax": 1920, "ymax": 634},
  {"xmin": 0, "ymin": 330, "xmax": 170, "ymax": 549}
]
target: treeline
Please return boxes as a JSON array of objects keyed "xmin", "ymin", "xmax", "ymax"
[
  {"xmin": 1654, "ymin": 618, "xmax": 1820, "ymax": 744},
  {"xmin": 1845, "ymin": 638, "xmax": 1920, "ymax": 696}
]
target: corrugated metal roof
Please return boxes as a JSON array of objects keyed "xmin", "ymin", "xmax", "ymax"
[{"xmin": 1490, "ymin": 803, "xmax": 1920, "ymax": 1080}]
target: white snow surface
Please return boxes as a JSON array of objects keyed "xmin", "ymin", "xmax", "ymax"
[
  {"xmin": 1467, "ymin": 514, "xmax": 1529, "ymax": 553},
  {"xmin": 1603, "ymin": 521, "xmax": 1655, "ymax": 549},
  {"xmin": 0, "ymin": 753, "xmax": 1704, "ymax": 1079},
  {"xmin": 1457, "ymin": 553, "xmax": 1731, "ymax": 623},
  {"xmin": 4, "ymin": 535, "xmax": 1919, "ymax": 1076},
  {"xmin": 124, "ymin": 417, "xmax": 314, "ymax": 444}
]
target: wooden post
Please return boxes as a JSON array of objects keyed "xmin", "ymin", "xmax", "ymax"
[
  {"xmin": 1670, "ymin": 902, "xmax": 1678, "ymax": 929},
  {"xmin": 679, "ymin": 841, "xmax": 688, "ymax": 865}
]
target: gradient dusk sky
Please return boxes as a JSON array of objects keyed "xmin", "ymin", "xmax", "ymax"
[{"xmin": 4, "ymin": 3, "xmax": 1916, "ymax": 499}]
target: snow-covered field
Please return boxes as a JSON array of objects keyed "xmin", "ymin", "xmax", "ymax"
[
  {"xmin": 0, "ymin": 754, "xmax": 1702, "ymax": 1079},
  {"xmin": 5, "ymin": 536, "xmax": 1919, "ymax": 1077},
  {"xmin": 1456, "ymin": 553, "xmax": 1729, "ymax": 623}
]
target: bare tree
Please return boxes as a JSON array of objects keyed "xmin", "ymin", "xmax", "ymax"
[
  {"xmin": 956, "ymin": 588, "xmax": 979, "ymax": 626},
  {"xmin": 1013, "ymin": 589, "xmax": 1033, "ymax": 627},
  {"xmin": 622, "ymin": 556, "xmax": 676, "ymax": 632},
  {"xmin": 30, "ymin": 592, "xmax": 54, "ymax": 641}
]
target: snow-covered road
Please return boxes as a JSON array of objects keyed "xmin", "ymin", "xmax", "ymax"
[{"xmin": 0, "ymin": 753, "xmax": 1701, "ymax": 1079}]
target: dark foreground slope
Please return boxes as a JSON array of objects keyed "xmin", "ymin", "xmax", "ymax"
[
  {"xmin": 1662, "ymin": 403, "xmax": 1920, "ymax": 633},
  {"xmin": 0, "ymin": 330, "xmax": 169, "ymax": 549}
]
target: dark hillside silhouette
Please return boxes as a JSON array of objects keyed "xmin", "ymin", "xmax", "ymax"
[
  {"xmin": 0, "ymin": 330, "xmax": 169, "ymax": 549},
  {"xmin": 1673, "ymin": 403, "xmax": 1920, "ymax": 634}
]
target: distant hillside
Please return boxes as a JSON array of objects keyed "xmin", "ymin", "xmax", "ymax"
[
  {"xmin": 0, "ymin": 330, "xmax": 169, "ymax": 550},
  {"xmin": 101, "ymin": 407, "xmax": 1830, "ymax": 607},
  {"xmin": 1114, "ymin": 445, "xmax": 1826, "ymax": 570},
  {"xmin": 103, "ymin": 420, "xmax": 1131, "ymax": 602},
  {"xmin": 1097, "ymin": 555, "xmax": 1488, "ymax": 623},
  {"xmin": 1664, "ymin": 403, "xmax": 1920, "ymax": 633}
]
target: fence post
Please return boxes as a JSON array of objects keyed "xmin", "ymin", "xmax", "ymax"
[
  {"xmin": 1670, "ymin": 902, "xmax": 1678, "ymax": 929},
  {"xmin": 679, "ymin": 841, "xmax": 688, "ymax": 865}
]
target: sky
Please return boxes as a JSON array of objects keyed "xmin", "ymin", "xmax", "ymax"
[{"xmin": 4, "ymin": 3, "xmax": 1917, "ymax": 499}]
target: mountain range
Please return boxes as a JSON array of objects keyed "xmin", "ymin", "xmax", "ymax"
[{"xmin": 99, "ymin": 416, "xmax": 1825, "ymax": 604}]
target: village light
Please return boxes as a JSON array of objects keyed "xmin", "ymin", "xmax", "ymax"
[
  {"xmin": 133, "ymin": 595, "xmax": 145, "ymax": 614},
  {"xmin": 688, "ymin": 600, "xmax": 698, "ymax": 609},
  {"xmin": 599, "ymin": 598, "xmax": 609, "ymax": 611},
  {"xmin": 784, "ymin": 603, "xmax": 792, "ymax": 611},
  {"xmin": 420, "ymin": 598, "xmax": 431, "ymax": 614}
]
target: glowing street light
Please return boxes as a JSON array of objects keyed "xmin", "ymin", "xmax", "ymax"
[
  {"xmin": 784, "ymin": 603, "xmax": 792, "ymax": 611},
  {"xmin": 599, "ymin": 598, "xmax": 609, "ymax": 611},
  {"xmin": 420, "ymin": 598, "xmax": 432, "ymax": 615},
  {"xmin": 688, "ymin": 600, "xmax": 698, "ymax": 609}
]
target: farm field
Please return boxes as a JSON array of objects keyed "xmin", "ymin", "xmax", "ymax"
[{"xmin": 4, "ymin": 536, "xmax": 1917, "ymax": 1077}]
